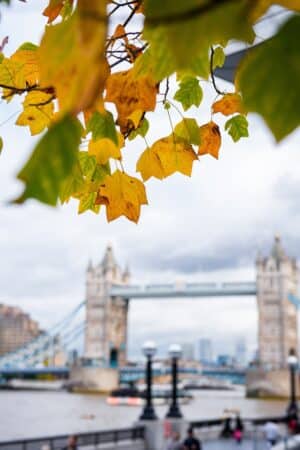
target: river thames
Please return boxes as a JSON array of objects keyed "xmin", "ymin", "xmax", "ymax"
[{"xmin": 0, "ymin": 388, "xmax": 287, "ymax": 440}]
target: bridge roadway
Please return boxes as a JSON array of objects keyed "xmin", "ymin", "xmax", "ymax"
[{"xmin": 110, "ymin": 281, "xmax": 258, "ymax": 299}]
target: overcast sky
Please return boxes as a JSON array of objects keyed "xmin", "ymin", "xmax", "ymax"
[{"xmin": 1, "ymin": 2, "xmax": 300, "ymax": 361}]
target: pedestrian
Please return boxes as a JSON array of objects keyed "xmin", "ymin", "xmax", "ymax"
[
  {"xmin": 263, "ymin": 421, "xmax": 280, "ymax": 447},
  {"xmin": 183, "ymin": 427, "xmax": 201, "ymax": 450},
  {"xmin": 166, "ymin": 431, "xmax": 184, "ymax": 450},
  {"xmin": 61, "ymin": 435, "xmax": 78, "ymax": 450},
  {"xmin": 233, "ymin": 414, "xmax": 244, "ymax": 444},
  {"xmin": 220, "ymin": 417, "xmax": 232, "ymax": 438}
]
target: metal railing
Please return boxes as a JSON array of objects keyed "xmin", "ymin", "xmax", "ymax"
[{"xmin": 0, "ymin": 427, "xmax": 145, "ymax": 450}]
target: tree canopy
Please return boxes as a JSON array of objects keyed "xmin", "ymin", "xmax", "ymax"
[{"xmin": 0, "ymin": 0, "xmax": 299, "ymax": 222}]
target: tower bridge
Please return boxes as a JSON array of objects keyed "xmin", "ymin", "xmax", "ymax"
[{"xmin": 0, "ymin": 236, "xmax": 299, "ymax": 396}]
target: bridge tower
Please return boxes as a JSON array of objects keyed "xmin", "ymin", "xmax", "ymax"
[
  {"xmin": 256, "ymin": 236, "xmax": 298, "ymax": 369},
  {"xmin": 84, "ymin": 245, "xmax": 129, "ymax": 368}
]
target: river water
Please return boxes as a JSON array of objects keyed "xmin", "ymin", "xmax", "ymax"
[{"xmin": 0, "ymin": 388, "xmax": 287, "ymax": 441}]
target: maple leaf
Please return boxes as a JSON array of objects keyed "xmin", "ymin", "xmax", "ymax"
[
  {"xmin": 137, "ymin": 135, "xmax": 197, "ymax": 181},
  {"xmin": 174, "ymin": 77, "xmax": 203, "ymax": 111},
  {"xmin": 43, "ymin": 0, "xmax": 73, "ymax": 23},
  {"xmin": 198, "ymin": 121, "xmax": 221, "ymax": 159},
  {"xmin": 249, "ymin": 0, "xmax": 300, "ymax": 22},
  {"xmin": 39, "ymin": 1, "xmax": 108, "ymax": 114},
  {"xmin": 14, "ymin": 115, "xmax": 81, "ymax": 206},
  {"xmin": 173, "ymin": 118, "xmax": 200, "ymax": 145},
  {"xmin": 10, "ymin": 43, "xmax": 40, "ymax": 86},
  {"xmin": 16, "ymin": 91, "xmax": 54, "ymax": 135},
  {"xmin": 88, "ymin": 133, "xmax": 124, "ymax": 165},
  {"xmin": 97, "ymin": 170, "xmax": 148, "ymax": 223},
  {"xmin": 212, "ymin": 93, "xmax": 243, "ymax": 116},
  {"xmin": 225, "ymin": 115, "xmax": 249, "ymax": 142},
  {"xmin": 105, "ymin": 68, "xmax": 157, "ymax": 133}
]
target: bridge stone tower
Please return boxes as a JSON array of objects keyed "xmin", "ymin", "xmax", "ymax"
[
  {"xmin": 84, "ymin": 245, "xmax": 130, "ymax": 368},
  {"xmin": 256, "ymin": 236, "xmax": 298, "ymax": 369}
]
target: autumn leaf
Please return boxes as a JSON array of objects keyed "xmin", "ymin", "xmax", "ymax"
[
  {"xmin": 174, "ymin": 118, "xmax": 200, "ymax": 145},
  {"xmin": 88, "ymin": 133, "xmax": 124, "ymax": 165},
  {"xmin": 198, "ymin": 121, "xmax": 221, "ymax": 159},
  {"xmin": 10, "ymin": 43, "xmax": 40, "ymax": 86},
  {"xmin": 105, "ymin": 68, "xmax": 157, "ymax": 133},
  {"xmin": 78, "ymin": 192, "xmax": 100, "ymax": 214},
  {"xmin": 225, "ymin": 115, "xmax": 249, "ymax": 142},
  {"xmin": 16, "ymin": 91, "xmax": 54, "ymax": 135},
  {"xmin": 174, "ymin": 77, "xmax": 203, "ymax": 111},
  {"xmin": 136, "ymin": 147, "xmax": 165, "ymax": 181},
  {"xmin": 14, "ymin": 115, "xmax": 81, "ymax": 206},
  {"xmin": 249, "ymin": 0, "xmax": 300, "ymax": 22},
  {"xmin": 87, "ymin": 111, "xmax": 118, "ymax": 144},
  {"xmin": 60, "ymin": 161, "xmax": 84, "ymax": 203},
  {"xmin": 39, "ymin": 1, "xmax": 108, "ymax": 114},
  {"xmin": 97, "ymin": 170, "xmax": 148, "ymax": 222},
  {"xmin": 43, "ymin": 0, "xmax": 73, "ymax": 23},
  {"xmin": 137, "ymin": 135, "xmax": 197, "ymax": 181},
  {"xmin": 212, "ymin": 93, "xmax": 243, "ymax": 116},
  {"xmin": 0, "ymin": 137, "xmax": 3, "ymax": 154}
]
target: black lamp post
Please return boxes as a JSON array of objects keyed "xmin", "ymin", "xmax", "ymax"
[
  {"xmin": 139, "ymin": 340, "xmax": 158, "ymax": 421},
  {"xmin": 287, "ymin": 348, "xmax": 298, "ymax": 420},
  {"xmin": 166, "ymin": 344, "xmax": 183, "ymax": 419}
]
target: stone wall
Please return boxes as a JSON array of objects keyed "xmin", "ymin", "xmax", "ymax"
[
  {"xmin": 246, "ymin": 368, "xmax": 300, "ymax": 398},
  {"xmin": 70, "ymin": 366, "xmax": 119, "ymax": 393}
]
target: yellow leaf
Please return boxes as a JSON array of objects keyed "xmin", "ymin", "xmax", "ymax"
[
  {"xmin": 88, "ymin": 133, "xmax": 124, "ymax": 164},
  {"xmin": 137, "ymin": 135, "xmax": 197, "ymax": 181},
  {"xmin": 136, "ymin": 147, "xmax": 165, "ymax": 181},
  {"xmin": 105, "ymin": 68, "xmax": 157, "ymax": 133},
  {"xmin": 39, "ymin": 1, "xmax": 108, "ymax": 114},
  {"xmin": 127, "ymin": 109, "xmax": 144, "ymax": 129},
  {"xmin": 97, "ymin": 170, "xmax": 147, "ymax": 223},
  {"xmin": 16, "ymin": 91, "xmax": 54, "ymax": 135},
  {"xmin": 212, "ymin": 93, "xmax": 243, "ymax": 116},
  {"xmin": 198, "ymin": 121, "xmax": 221, "ymax": 159},
  {"xmin": 10, "ymin": 47, "xmax": 39, "ymax": 86}
]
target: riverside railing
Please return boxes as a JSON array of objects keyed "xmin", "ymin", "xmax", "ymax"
[{"xmin": 0, "ymin": 426, "xmax": 145, "ymax": 450}]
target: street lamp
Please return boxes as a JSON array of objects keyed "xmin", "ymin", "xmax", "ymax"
[
  {"xmin": 139, "ymin": 340, "xmax": 158, "ymax": 421},
  {"xmin": 287, "ymin": 348, "xmax": 298, "ymax": 420},
  {"xmin": 166, "ymin": 344, "xmax": 183, "ymax": 419}
]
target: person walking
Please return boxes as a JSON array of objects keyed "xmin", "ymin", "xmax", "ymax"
[
  {"xmin": 263, "ymin": 421, "xmax": 280, "ymax": 447},
  {"xmin": 61, "ymin": 435, "xmax": 78, "ymax": 450},
  {"xmin": 166, "ymin": 431, "xmax": 184, "ymax": 450},
  {"xmin": 233, "ymin": 414, "xmax": 244, "ymax": 444},
  {"xmin": 183, "ymin": 428, "xmax": 201, "ymax": 450}
]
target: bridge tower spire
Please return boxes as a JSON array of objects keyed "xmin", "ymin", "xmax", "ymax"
[
  {"xmin": 84, "ymin": 245, "xmax": 129, "ymax": 368},
  {"xmin": 256, "ymin": 235, "xmax": 298, "ymax": 369}
]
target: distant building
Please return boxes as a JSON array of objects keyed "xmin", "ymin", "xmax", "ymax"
[
  {"xmin": 198, "ymin": 338, "xmax": 213, "ymax": 364},
  {"xmin": 217, "ymin": 354, "xmax": 234, "ymax": 367},
  {"xmin": 181, "ymin": 342, "xmax": 195, "ymax": 360},
  {"xmin": 235, "ymin": 338, "xmax": 247, "ymax": 367},
  {"xmin": 0, "ymin": 304, "xmax": 41, "ymax": 356}
]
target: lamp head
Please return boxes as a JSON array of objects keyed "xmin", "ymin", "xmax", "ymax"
[
  {"xmin": 169, "ymin": 344, "xmax": 182, "ymax": 359},
  {"xmin": 142, "ymin": 340, "xmax": 157, "ymax": 358},
  {"xmin": 288, "ymin": 348, "xmax": 298, "ymax": 367}
]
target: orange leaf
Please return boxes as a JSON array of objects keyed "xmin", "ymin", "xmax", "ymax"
[
  {"xmin": 105, "ymin": 68, "xmax": 157, "ymax": 134},
  {"xmin": 212, "ymin": 93, "xmax": 243, "ymax": 116},
  {"xmin": 43, "ymin": 0, "xmax": 65, "ymax": 23},
  {"xmin": 198, "ymin": 121, "xmax": 221, "ymax": 159}
]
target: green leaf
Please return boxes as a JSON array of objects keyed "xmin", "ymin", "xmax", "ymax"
[
  {"xmin": 18, "ymin": 42, "xmax": 38, "ymax": 51},
  {"xmin": 78, "ymin": 151, "xmax": 97, "ymax": 181},
  {"xmin": 60, "ymin": 162, "xmax": 84, "ymax": 204},
  {"xmin": 144, "ymin": 1, "xmax": 254, "ymax": 79},
  {"xmin": 0, "ymin": 137, "xmax": 3, "ymax": 154},
  {"xmin": 225, "ymin": 114, "xmax": 249, "ymax": 142},
  {"xmin": 14, "ymin": 115, "xmax": 81, "ymax": 206},
  {"xmin": 87, "ymin": 111, "xmax": 118, "ymax": 145},
  {"xmin": 213, "ymin": 46, "xmax": 225, "ymax": 69},
  {"xmin": 78, "ymin": 192, "xmax": 100, "ymax": 214},
  {"xmin": 174, "ymin": 77, "xmax": 203, "ymax": 111},
  {"xmin": 128, "ymin": 118, "xmax": 149, "ymax": 141},
  {"xmin": 174, "ymin": 118, "xmax": 200, "ymax": 145},
  {"xmin": 237, "ymin": 16, "xmax": 300, "ymax": 142}
]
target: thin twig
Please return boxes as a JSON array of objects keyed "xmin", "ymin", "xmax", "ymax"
[{"xmin": 210, "ymin": 47, "xmax": 225, "ymax": 96}]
